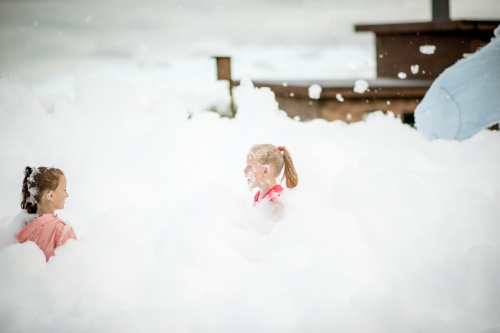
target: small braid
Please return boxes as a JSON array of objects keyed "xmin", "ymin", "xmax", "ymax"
[{"xmin": 21, "ymin": 167, "xmax": 37, "ymax": 213}]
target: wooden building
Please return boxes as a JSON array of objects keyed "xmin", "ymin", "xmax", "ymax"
[
  {"xmin": 215, "ymin": 0, "xmax": 499, "ymax": 124},
  {"xmin": 249, "ymin": 78, "xmax": 431, "ymax": 124}
]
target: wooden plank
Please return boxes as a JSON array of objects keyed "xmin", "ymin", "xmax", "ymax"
[
  {"xmin": 251, "ymin": 83, "xmax": 428, "ymax": 100},
  {"xmin": 214, "ymin": 57, "xmax": 232, "ymax": 80}
]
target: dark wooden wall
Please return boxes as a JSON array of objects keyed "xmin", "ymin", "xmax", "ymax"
[{"xmin": 376, "ymin": 32, "xmax": 491, "ymax": 80}]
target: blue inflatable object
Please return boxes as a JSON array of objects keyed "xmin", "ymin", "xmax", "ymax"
[{"xmin": 415, "ymin": 35, "xmax": 500, "ymax": 141}]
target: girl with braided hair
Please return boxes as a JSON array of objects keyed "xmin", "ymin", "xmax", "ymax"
[
  {"xmin": 17, "ymin": 166, "xmax": 76, "ymax": 261},
  {"xmin": 244, "ymin": 144, "xmax": 298, "ymax": 208}
]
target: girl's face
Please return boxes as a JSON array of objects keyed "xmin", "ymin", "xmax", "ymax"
[
  {"xmin": 244, "ymin": 153, "xmax": 268, "ymax": 189},
  {"xmin": 49, "ymin": 175, "xmax": 69, "ymax": 210}
]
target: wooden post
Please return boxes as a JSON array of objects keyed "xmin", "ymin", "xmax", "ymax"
[
  {"xmin": 432, "ymin": 0, "xmax": 449, "ymax": 21},
  {"xmin": 213, "ymin": 56, "xmax": 236, "ymax": 117}
]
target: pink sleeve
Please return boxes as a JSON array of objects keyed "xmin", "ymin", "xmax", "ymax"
[{"xmin": 56, "ymin": 224, "xmax": 77, "ymax": 247}]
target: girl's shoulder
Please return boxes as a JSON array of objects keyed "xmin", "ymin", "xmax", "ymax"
[
  {"xmin": 23, "ymin": 214, "xmax": 67, "ymax": 228},
  {"xmin": 23, "ymin": 214, "xmax": 44, "ymax": 227},
  {"xmin": 17, "ymin": 214, "xmax": 74, "ymax": 240}
]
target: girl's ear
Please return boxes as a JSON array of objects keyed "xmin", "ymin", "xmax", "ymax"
[
  {"xmin": 46, "ymin": 190, "xmax": 54, "ymax": 202},
  {"xmin": 263, "ymin": 165, "xmax": 270, "ymax": 175}
]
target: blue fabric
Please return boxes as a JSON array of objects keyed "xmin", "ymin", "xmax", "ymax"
[{"xmin": 415, "ymin": 35, "xmax": 500, "ymax": 141}]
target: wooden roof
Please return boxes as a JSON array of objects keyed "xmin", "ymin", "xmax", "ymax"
[
  {"xmin": 355, "ymin": 20, "xmax": 500, "ymax": 35},
  {"xmin": 237, "ymin": 78, "xmax": 433, "ymax": 100}
]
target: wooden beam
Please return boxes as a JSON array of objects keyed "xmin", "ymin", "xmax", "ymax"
[
  {"xmin": 249, "ymin": 83, "xmax": 428, "ymax": 100},
  {"xmin": 355, "ymin": 20, "xmax": 500, "ymax": 35}
]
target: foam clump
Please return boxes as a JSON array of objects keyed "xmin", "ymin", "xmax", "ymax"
[
  {"xmin": 353, "ymin": 79, "xmax": 369, "ymax": 94},
  {"xmin": 419, "ymin": 45, "xmax": 436, "ymax": 55},
  {"xmin": 415, "ymin": 36, "xmax": 500, "ymax": 141},
  {"xmin": 0, "ymin": 73, "xmax": 499, "ymax": 333},
  {"xmin": 234, "ymin": 74, "xmax": 288, "ymax": 124},
  {"xmin": 308, "ymin": 84, "xmax": 322, "ymax": 99}
]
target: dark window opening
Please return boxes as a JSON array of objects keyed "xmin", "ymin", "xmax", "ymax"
[{"xmin": 402, "ymin": 112, "xmax": 415, "ymax": 126}]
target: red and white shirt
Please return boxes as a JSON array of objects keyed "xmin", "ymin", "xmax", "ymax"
[{"xmin": 254, "ymin": 184, "xmax": 284, "ymax": 204}]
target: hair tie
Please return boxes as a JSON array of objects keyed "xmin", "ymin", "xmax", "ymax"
[
  {"xmin": 24, "ymin": 166, "xmax": 33, "ymax": 177},
  {"xmin": 278, "ymin": 146, "xmax": 283, "ymax": 152}
]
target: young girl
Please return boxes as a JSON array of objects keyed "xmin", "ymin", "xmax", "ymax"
[
  {"xmin": 244, "ymin": 144, "xmax": 298, "ymax": 205},
  {"xmin": 17, "ymin": 166, "xmax": 77, "ymax": 261}
]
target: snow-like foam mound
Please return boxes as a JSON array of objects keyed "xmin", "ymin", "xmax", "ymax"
[
  {"xmin": 0, "ymin": 75, "xmax": 499, "ymax": 333},
  {"xmin": 415, "ymin": 34, "xmax": 500, "ymax": 141}
]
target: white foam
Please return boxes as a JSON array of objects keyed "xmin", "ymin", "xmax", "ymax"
[
  {"xmin": 419, "ymin": 45, "xmax": 436, "ymax": 55},
  {"xmin": 0, "ymin": 75, "xmax": 499, "ymax": 332},
  {"xmin": 308, "ymin": 84, "xmax": 322, "ymax": 100},
  {"xmin": 353, "ymin": 79, "xmax": 369, "ymax": 94}
]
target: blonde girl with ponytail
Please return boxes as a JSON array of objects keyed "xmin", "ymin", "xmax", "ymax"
[{"xmin": 243, "ymin": 144, "xmax": 298, "ymax": 205}]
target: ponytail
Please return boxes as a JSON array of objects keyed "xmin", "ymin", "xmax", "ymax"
[
  {"xmin": 21, "ymin": 166, "xmax": 37, "ymax": 214},
  {"xmin": 280, "ymin": 146, "xmax": 298, "ymax": 188}
]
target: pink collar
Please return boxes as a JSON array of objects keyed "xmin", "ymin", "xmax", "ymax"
[{"xmin": 254, "ymin": 185, "xmax": 284, "ymax": 203}]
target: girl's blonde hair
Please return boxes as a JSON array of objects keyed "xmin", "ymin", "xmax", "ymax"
[{"xmin": 249, "ymin": 144, "xmax": 298, "ymax": 188}]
